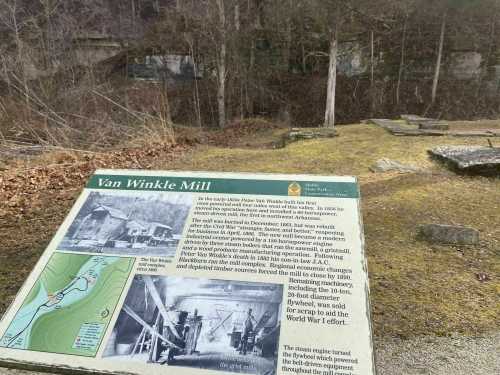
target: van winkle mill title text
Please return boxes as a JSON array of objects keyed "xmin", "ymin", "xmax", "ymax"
[{"xmin": 97, "ymin": 177, "xmax": 212, "ymax": 192}]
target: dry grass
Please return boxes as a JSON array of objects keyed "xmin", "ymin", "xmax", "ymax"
[
  {"xmin": 164, "ymin": 124, "xmax": 496, "ymax": 173},
  {"xmin": 0, "ymin": 122, "xmax": 499, "ymax": 339},
  {"xmin": 165, "ymin": 123, "xmax": 500, "ymax": 338},
  {"xmin": 448, "ymin": 119, "xmax": 500, "ymax": 131}
]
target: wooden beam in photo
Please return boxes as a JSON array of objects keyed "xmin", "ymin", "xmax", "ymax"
[
  {"xmin": 143, "ymin": 275, "xmax": 183, "ymax": 341},
  {"xmin": 122, "ymin": 304, "xmax": 181, "ymax": 350}
]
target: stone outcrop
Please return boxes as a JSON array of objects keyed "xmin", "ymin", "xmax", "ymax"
[
  {"xmin": 418, "ymin": 224, "xmax": 479, "ymax": 245},
  {"xmin": 429, "ymin": 145, "xmax": 500, "ymax": 175}
]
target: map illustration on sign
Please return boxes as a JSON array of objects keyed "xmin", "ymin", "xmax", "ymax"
[{"xmin": 0, "ymin": 253, "xmax": 134, "ymax": 357}]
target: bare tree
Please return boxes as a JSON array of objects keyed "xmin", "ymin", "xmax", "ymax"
[
  {"xmin": 324, "ymin": 27, "xmax": 338, "ymax": 128},
  {"xmin": 0, "ymin": 0, "xmax": 29, "ymax": 109},
  {"xmin": 215, "ymin": 0, "xmax": 227, "ymax": 128},
  {"xmin": 131, "ymin": 0, "xmax": 136, "ymax": 35},
  {"xmin": 396, "ymin": 13, "xmax": 408, "ymax": 106},
  {"xmin": 370, "ymin": 29, "xmax": 375, "ymax": 113},
  {"xmin": 321, "ymin": 0, "xmax": 345, "ymax": 129},
  {"xmin": 159, "ymin": 58, "xmax": 173, "ymax": 126},
  {"xmin": 431, "ymin": 12, "xmax": 446, "ymax": 105}
]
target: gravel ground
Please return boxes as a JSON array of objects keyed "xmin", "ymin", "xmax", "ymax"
[
  {"xmin": 374, "ymin": 332, "xmax": 500, "ymax": 375},
  {"xmin": 0, "ymin": 332, "xmax": 498, "ymax": 375}
]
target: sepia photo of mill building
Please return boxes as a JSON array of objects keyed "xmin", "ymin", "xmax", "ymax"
[
  {"xmin": 104, "ymin": 276, "xmax": 283, "ymax": 375},
  {"xmin": 59, "ymin": 192, "xmax": 191, "ymax": 257},
  {"xmin": 72, "ymin": 205, "xmax": 175, "ymax": 246}
]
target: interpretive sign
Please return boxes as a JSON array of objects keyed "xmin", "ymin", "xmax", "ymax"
[{"xmin": 0, "ymin": 170, "xmax": 376, "ymax": 375}]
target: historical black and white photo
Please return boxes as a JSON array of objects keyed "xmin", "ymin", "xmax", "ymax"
[
  {"xmin": 103, "ymin": 275, "xmax": 283, "ymax": 375},
  {"xmin": 58, "ymin": 191, "xmax": 192, "ymax": 257}
]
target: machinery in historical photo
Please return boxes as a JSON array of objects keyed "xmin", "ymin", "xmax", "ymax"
[{"xmin": 104, "ymin": 275, "xmax": 283, "ymax": 375}]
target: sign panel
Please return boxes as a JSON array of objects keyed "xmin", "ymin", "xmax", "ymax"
[{"xmin": 0, "ymin": 170, "xmax": 375, "ymax": 375}]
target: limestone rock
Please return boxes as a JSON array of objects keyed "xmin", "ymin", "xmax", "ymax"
[
  {"xmin": 418, "ymin": 122, "xmax": 449, "ymax": 131},
  {"xmin": 289, "ymin": 128, "xmax": 338, "ymax": 139},
  {"xmin": 418, "ymin": 224, "xmax": 479, "ymax": 245},
  {"xmin": 370, "ymin": 158, "xmax": 420, "ymax": 173},
  {"xmin": 401, "ymin": 114, "xmax": 437, "ymax": 125},
  {"xmin": 273, "ymin": 128, "xmax": 337, "ymax": 149},
  {"xmin": 429, "ymin": 145, "xmax": 500, "ymax": 175}
]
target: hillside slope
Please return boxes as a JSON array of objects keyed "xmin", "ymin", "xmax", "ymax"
[{"xmin": 0, "ymin": 122, "xmax": 499, "ymax": 374}]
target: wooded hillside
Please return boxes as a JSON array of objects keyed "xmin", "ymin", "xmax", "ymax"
[{"xmin": 1, "ymin": 0, "xmax": 500, "ymax": 149}]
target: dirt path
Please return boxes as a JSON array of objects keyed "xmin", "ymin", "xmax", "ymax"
[{"xmin": 1, "ymin": 332, "xmax": 498, "ymax": 375}]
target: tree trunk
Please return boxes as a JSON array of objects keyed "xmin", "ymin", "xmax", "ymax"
[
  {"xmin": 161, "ymin": 76, "xmax": 173, "ymax": 125},
  {"xmin": 396, "ymin": 14, "xmax": 408, "ymax": 106},
  {"xmin": 301, "ymin": 42, "xmax": 307, "ymax": 73},
  {"xmin": 234, "ymin": 3, "xmax": 244, "ymax": 119},
  {"xmin": 217, "ymin": 43, "xmax": 226, "ymax": 128},
  {"xmin": 246, "ymin": 38, "xmax": 255, "ymax": 116},
  {"xmin": 42, "ymin": 0, "xmax": 53, "ymax": 71},
  {"xmin": 431, "ymin": 13, "xmax": 446, "ymax": 105},
  {"xmin": 234, "ymin": 3, "xmax": 240, "ymax": 31},
  {"xmin": 12, "ymin": 5, "xmax": 29, "ymax": 114},
  {"xmin": 324, "ymin": 30, "xmax": 337, "ymax": 128},
  {"xmin": 216, "ymin": 0, "xmax": 226, "ymax": 128},
  {"xmin": 370, "ymin": 31, "xmax": 374, "ymax": 86},
  {"xmin": 475, "ymin": 18, "xmax": 495, "ymax": 104},
  {"xmin": 131, "ymin": 0, "xmax": 136, "ymax": 34},
  {"xmin": 1, "ymin": 57, "xmax": 12, "ymax": 95},
  {"xmin": 186, "ymin": 35, "xmax": 202, "ymax": 127},
  {"xmin": 242, "ymin": 0, "xmax": 254, "ymax": 117},
  {"xmin": 370, "ymin": 30, "xmax": 375, "ymax": 113},
  {"xmin": 283, "ymin": 0, "xmax": 293, "ymax": 71}
]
